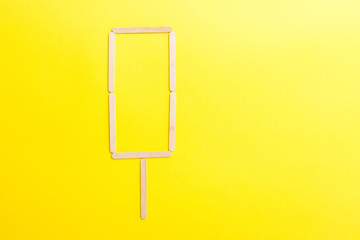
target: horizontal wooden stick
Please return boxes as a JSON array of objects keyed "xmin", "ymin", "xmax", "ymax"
[
  {"xmin": 112, "ymin": 151, "xmax": 172, "ymax": 159},
  {"xmin": 112, "ymin": 27, "xmax": 172, "ymax": 33}
]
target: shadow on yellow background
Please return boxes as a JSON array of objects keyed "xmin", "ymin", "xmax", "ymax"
[{"xmin": 0, "ymin": 0, "xmax": 360, "ymax": 239}]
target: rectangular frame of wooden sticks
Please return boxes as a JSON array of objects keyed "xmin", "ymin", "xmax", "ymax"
[{"xmin": 108, "ymin": 27, "xmax": 176, "ymax": 159}]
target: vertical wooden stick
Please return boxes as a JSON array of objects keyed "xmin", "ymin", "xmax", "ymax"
[
  {"xmin": 169, "ymin": 92, "xmax": 176, "ymax": 151},
  {"xmin": 169, "ymin": 32, "xmax": 175, "ymax": 92},
  {"xmin": 109, "ymin": 93, "xmax": 116, "ymax": 153},
  {"xmin": 108, "ymin": 32, "xmax": 115, "ymax": 93},
  {"xmin": 141, "ymin": 158, "xmax": 147, "ymax": 219}
]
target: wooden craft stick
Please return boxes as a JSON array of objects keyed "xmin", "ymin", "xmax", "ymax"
[
  {"xmin": 112, "ymin": 151, "xmax": 172, "ymax": 159},
  {"xmin": 109, "ymin": 93, "xmax": 116, "ymax": 153},
  {"xmin": 112, "ymin": 27, "xmax": 172, "ymax": 33},
  {"xmin": 108, "ymin": 32, "xmax": 115, "ymax": 93},
  {"xmin": 169, "ymin": 32, "xmax": 175, "ymax": 91},
  {"xmin": 140, "ymin": 158, "xmax": 147, "ymax": 219},
  {"xmin": 169, "ymin": 92, "xmax": 176, "ymax": 151}
]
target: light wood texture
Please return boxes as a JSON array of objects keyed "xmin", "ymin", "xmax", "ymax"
[
  {"xmin": 108, "ymin": 32, "xmax": 115, "ymax": 92},
  {"xmin": 109, "ymin": 93, "xmax": 116, "ymax": 153},
  {"xmin": 112, "ymin": 27, "xmax": 172, "ymax": 33},
  {"xmin": 169, "ymin": 32, "xmax": 176, "ymax": 91},
  {"xmin": 169, "ymin": 92, "xmax": 176, "ymax": 151},
  {"xmin": 112, "ymin": 151, "xmax": 172, "ymax": 159},
  {"xmin": 140, "ymin": 158, "xmax": 147, "ymax": 219}
]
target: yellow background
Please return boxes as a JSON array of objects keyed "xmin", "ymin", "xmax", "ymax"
[{"xmin": 1, "ymin": 0, "xmax": 360, "ymax": 239}]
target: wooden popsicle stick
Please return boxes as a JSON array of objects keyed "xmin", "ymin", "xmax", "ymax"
[
  {"xmin": 140, "ymin": 158, "xmax": 147, "ymax": 219},
  {"xmin": 169, "ymin": 32, "xmax": 175, "ymax": 91},
  {"xmin": 112, "ymin": 27, "xmax": 172, "ymax": 33},
  {"xmin": 112, "ymin": 151, "xmax": 172, "ymax": 159},
  {"xmin": 169, "ymin": 92, "xmax": 176, "ymax": 151},
  {"xmin": 108, "ymin": 32, "xmax": 115, "ymax": 93},
  {"xmin": 109, "ymin": 93, "xmax": 116, "ymax": 153}
]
